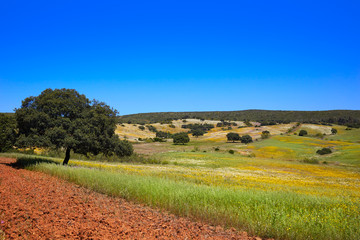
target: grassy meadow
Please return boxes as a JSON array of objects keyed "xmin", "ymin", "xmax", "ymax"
[{"xmin": 5, "ymin": 121, "xmax": 360, "ymax": 240}]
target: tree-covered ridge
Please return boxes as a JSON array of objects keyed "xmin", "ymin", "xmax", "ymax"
[{"xmin": 119, "ymin": 110, "xmax": 360, "ymax": 127}]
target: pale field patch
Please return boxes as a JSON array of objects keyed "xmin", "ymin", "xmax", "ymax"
[
  {"xmin": 115, "ymin": 124, "xmax": 156, "ymax": 141},
  {"xmin": 298, "ymin": 124, "xmax": 332, "ymax": 135}
]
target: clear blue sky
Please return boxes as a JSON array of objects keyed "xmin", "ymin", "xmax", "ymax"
[{"xmin": 1, "ymin": 0, "xmax": 359, "ymax": 115}]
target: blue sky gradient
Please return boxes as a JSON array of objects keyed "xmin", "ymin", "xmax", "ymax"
[{"xmin": 1, "ymin": 0, "xmax": 359, "ymax": 115}]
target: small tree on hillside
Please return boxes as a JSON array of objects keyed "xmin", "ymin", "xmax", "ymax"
[
  {"xmin": 299, "ymin": 130, "xmax": 308, "ymax": 136},
  {"xmin": 172, "ymin": 132, "xmax": 190, "ymax": 145},
  {"xmin": 192, "ymin": 129, "xmax": 205, "ymax": 137},
  {"xmin": 156, "ymin": 131, "xmax": 172, "ymax": 139},
  {"xmin": 331, "ymin": 128, "xmax": 337, "ymax": 135},
  {"xmin": 261, "ymin": 130, "xmax": 270, "ymax": 139},
  {"xmin": 15, "ymin": 88, "xmax": 133, "ymax": 165},
  {"xmin": 226, "ymin": 132, "xmax": 241, "ymax": 142},
  {"xmin": 241, "ymin": 135, "xmax": 253, "ymax": 144}
]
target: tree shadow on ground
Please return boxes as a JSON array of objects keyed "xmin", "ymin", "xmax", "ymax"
[{"xmin": 8, "ymin": 157, "xmax": 59, "ymax": 169}]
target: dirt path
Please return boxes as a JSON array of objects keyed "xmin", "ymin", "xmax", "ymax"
[{"xmin": 0, "ymin": 157, "xmax": 258, "ymax": 240}]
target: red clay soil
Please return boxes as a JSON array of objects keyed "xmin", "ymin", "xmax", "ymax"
[{"xmin": 0, "ymin": 157, "xmax": 262, "ymax": 240}]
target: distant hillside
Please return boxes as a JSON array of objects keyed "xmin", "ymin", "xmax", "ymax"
[{"xmin": 119, "ymin": 110, "xmax": 360, "ymax": 127}]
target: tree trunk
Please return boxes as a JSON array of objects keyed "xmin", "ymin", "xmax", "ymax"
[{"xmin": 63, "ymin": 147, "xmax": 71, "ymax": 165}]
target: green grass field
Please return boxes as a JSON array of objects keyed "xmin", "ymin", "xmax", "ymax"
[{"xmin": 4, "ymin": 123, "xmax": 360, "ymax": 240}]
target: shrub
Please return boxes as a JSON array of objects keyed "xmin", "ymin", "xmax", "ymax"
[
  {"xmin": 156, "ymin": 131, "xmax": 172, "ymax": 139},
  {"xmin": 299, "ymin": 130, "xmax": 308, "ymax": 136},
  {"xmin": 228, "ymin": 150, "xmax": 235, "ymax": 154},
  {"xmin": 302, "ymin": 158, "xmax": 319, "ymax": 164},
  {"xmin": 172, "ymin": 132, "xmax": 190, "ymax": 145},
  {"xmin": 244, "ymin": 120, "xmax": 253, "ymax": 127},
  {"xmin": 261, "ymin": 130, "xmax": 270, "ymax": 139},
  {"xmin": 153, "ymin": 137, "xmax": 166, "ymax": 142},
  {"xmin": 192, "ymin": 129, "xmax": 205, "ymax": 137},
  {"xmin": 226, "ymin": 132, "xmax": 241, "ymax": 142},
  {"xmin": 138, "ymin": 126, "xmax": 145, "ymax": 131},
  {"xmin": 214, "ymin": 147, "xmax": 220, "ymax": 151},
  {"xmin": 146, "ymin": 125, "xmax": 158, "ymax": 132},
  {"xmin": 315, "ymin": 133, "xmax": 323, "ymax": 138},
  {"xmin": 331, "ymin": 128, "xmax": 337, "ymax": 135},
  {"xmin": 169, "ymin": 124, "xmax": 176, "ymax": 128},
  {"xmin": 241, "ymin": 135, "xmax": 253, "ymax": 144},
  {"xmin": 316, "ymin": 148, "xmax": 332, "ymax": 155}
]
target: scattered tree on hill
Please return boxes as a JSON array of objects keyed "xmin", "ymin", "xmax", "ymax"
[
  {"xmin": 156, "ymin": 131, "xmax": 172, "ymax": 139},
  {"xmin": 316, "ymin": 147, "xmax": 332, "ymax": 155},
  {"xmin": 299, "ymin": 130, "xmax": 308, "ymax": 136},
  {"xmin": 0, "ymin": 113, "xmax": 17, "ymax": 152},
  {"xmin": 261, "ymin": 130, "xmax": 271, "ymax": 139},
  {"xmin": 241, "ymin": 135, "xmax": 253, "ymax": 144},
  {"xmin": 15, "ymin": 88, "xmax": 133, "ymax": 165},
  {"xmin": 226, "ymin": 132, "xmax": 241, "ymax": 142},
  {"xmin": 331, "ymin": 128, "xmax": 337, "ymax": 135},
  {"xmin": 138, "ymin": 126, "xmax": 145, "ymax": 131},
  {"xmin": 172, "ymin": 132, "xmax": 190, "ymax": 145},
  {"xmin": 181, "ymin": 123, "xmax": 214, "ymax": 132},
  {"xmin": 244, "ymin": 120, "xmax": 253, "ymax": 127},
  {"xmin": 192, "ymin": 129, "xmax": 205, "ymax": 137},
  {"xmin": 146, "ymin": 125, "xmax": 157, "ymax": 132}
]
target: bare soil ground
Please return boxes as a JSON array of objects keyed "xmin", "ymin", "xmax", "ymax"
[{"xmin": 0, "ymin": 157, "xmax": 259, "ymax": 240}]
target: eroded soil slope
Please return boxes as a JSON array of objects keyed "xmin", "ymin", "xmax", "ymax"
[{"xmin": 0, "ymin": 157, "xmax": 257, "ymax": 239}]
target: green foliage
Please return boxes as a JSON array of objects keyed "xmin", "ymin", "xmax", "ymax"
[
  {"xmin": 181, "ymin": 123, "xmax": 214, "ymax": 133},
  {"xmin": 172, "ymin": 132, "xmax": 190, "ymax": 145},
  {"xmin": 244, "ymin": 120, "xmax": 253, "ymax": 127},
  {"xmin": 261, "ymin": 130, "xmax": 270, "ymax": 139},
  {"xmin": 119, "ymin": 110, "xmax": 360, "ymax": 127},
  {"xmin": 260, "ymin": 121, "xmax": 278, "ymax": 126},
  {"xmin": 217, "ymin": 121, "xmax": 235, "ymax": 127},
  {"xmin": 153, "ymin": 137, "xmax": 166, "ymax": 142},
  {"xmin": 169, "ymin": 124, "xmax": 176, "ymax": 128},
  {"xmin": 315, "ymin": 133, "xmax": 324, "ymax": 138},
  {"xmin": 27, "ymin": 162, "xmax": 360, "ymax": 240},
  {"xmin": 301, "ymin": 158, "xmax": 319, "ymax": 164},
  {"xmin": 299, "ymin": 130, "xmax": 308, "ymax": 136},
  {"xmin": 146, "ymin": 125, "xmax": 157, "ymax": 132},
  {"xmin": 316, "ymin": 147, "xmax": 332, "ymax": 155},
  {"xmin": 226, "ymin": 132, "xmax": 240, "ymax": 142},
  {"xmin": 0, "ymin": 113, "xmax": 17, "ymax": 152},
  {"xmin": 156, "ymin": 131, "xmax": 172, "ymax": 139},
  {"xmin": 15, "ymin": 88, "xmax": 133, "ymax": 164},
  {"xmin": 138, "ymin": 126, "xmax": 145, "ymax": 130},
  {"xmin": 331, "ymin": 128, "xmax": 338, "ymax": 135},
  {"xmin": 228, "ymin": 149, "xmax": 235, "ymax": 154},
  {"xmin": 241, "ymin": 135, "xmax": 253, "ymax": 144},
  {"xmin": 192, "ymin": 129, "xmax": 205, "ymax": 137}
]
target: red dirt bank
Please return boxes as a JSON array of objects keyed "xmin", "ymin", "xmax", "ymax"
[{"xmin": 0, "ymin": 157, "xmax": 261, "ymax": 239}]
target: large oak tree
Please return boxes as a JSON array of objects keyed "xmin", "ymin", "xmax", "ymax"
[{"xmin": 15, "ymin": 88, "xmax": 133, "ymax": 165}]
